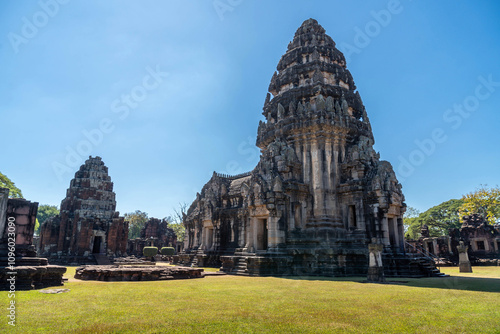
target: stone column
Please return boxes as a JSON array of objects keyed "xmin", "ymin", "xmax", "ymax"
[
  {"xmin": 457, "ymin": 241, "xmax": 472, "ymax": 273},
  {"xmin": 447, "ymin": 236, "xmax": 453, "ymax": 255},
  {"xmin": 397, "ymin": 218, "xmax": 404, "ymax": 251},
  {"xmin": 391, "ymin": 218, "xmax": 400, "ymax": 249},
  {"xmin": 267, "ymin": 216, "xmax": 275, "ymax": 249},
  {"xmin": 246, "ymin": 217, "xmax": 256, "ymax": 252},
  {"xmin": 310, "ymin": 140, "xmax": 323, "ymax": 217},
  {"xmin": 382, "ymin": 216, "xmax": 390, "ymax": 246},
  {"xmin": 432, "ymin": 239, "xmax": 439, "ymax": 256},
  {"xmin": 367, "ymin": 238, "xmax": 385, "ymax": 282}
]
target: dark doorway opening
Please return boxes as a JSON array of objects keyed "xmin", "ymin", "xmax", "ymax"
[
  {"xmin": 93, "ymin": 236, "xmax": 102, "ymax": 253},
  {"xmin": 257, "ymin": 219, "xmax": 268, "ymax": 251}
]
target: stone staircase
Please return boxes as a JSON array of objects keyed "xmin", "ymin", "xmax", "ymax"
[
  {"xmin": 232, "ymin": 257, "xmax": 249, "ymax": 276},
  {"xmin": 383, "ymin": 253, "xmax": 449, "ymax": 278},
  {"xmin": 188, "ymin": 256, "xmax": 199, "ymax": 267},
  {"xmin": 94, "ymin": 254, "xmax": 112, "ymax": 265},
  {"xmin": 415, "ymin": 257, "xmax": 449, "ymax": 277}
]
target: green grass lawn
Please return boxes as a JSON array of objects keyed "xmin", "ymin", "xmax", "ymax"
[{"xmin": 2, "ymin": 266, "xmax": 499, "ymax": 333}]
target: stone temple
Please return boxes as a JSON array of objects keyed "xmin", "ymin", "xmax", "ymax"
[
  {"xmin": 178, "ymin": 19, "xmax": 407, "ymax": 276},
  {"xmin": 39, "ymin": 156, "xmax": 128, "ymax": 264}
]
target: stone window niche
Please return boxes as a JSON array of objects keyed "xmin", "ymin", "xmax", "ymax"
[{"xmin": 348, "ymin": 205, "xmax": 357, "ymax": 229}]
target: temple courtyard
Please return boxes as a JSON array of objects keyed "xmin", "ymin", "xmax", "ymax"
[{"xmin": 2, "ymin": 265, "xmax": 499, "ymax": 333}]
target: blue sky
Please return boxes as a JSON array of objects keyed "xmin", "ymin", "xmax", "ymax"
[{"xmin": 1, "ymin": 0, "xmax": 499, "ymax": 218}]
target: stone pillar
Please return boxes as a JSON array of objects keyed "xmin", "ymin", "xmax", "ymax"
[
  {"xmin": 382, "ymin": 216, "xmax": 390, "ymax": 246},
  {"xmin": 391, "ymin": 218, "xmax": 400, "ymax": 249},
  {"xmin": 247, "ymin": 217, "xmax": 256, "ymax": 252},
  {"xmin": 432, "ymin": 239, "xmax": 439, "ymax": 256},
  {"xmin": 367, "ymin": 238, "xmax": 385, "ymax": 282},
  {"xmin": 310, "ymin": 140, "xmax": 323, "ymax": 217},
  {"xmin": 457, "ymin": 241, "xmax": 472, "ymax": 273},
  {"xmin": 397, "ymin": 218, "xmax": 404, "ymax": 251}
]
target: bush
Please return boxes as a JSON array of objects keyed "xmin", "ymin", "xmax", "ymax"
[
  {"xmin": 143, "ymin": 247, "xmax": 158, "ymax": 257},
  {"xmin": 161, "ymin": 247, "xmax": 175, "ymax": 256}
]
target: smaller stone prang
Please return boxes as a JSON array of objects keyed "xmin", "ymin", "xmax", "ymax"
[
  {"xmin": 367, "ymin": 238, "xmax": 385, "ymax": 282},
  {"xmin": 457, "ymin": 241, "xmax": 472, "ymax": 273}
]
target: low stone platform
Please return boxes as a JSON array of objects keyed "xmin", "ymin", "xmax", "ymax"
[
  {"xmin": 113, "ymin": 256, "xmax": 153, "ymax": 265},
  {"xmin": 74, "ymin": 265, "xmax": 204, "ymax": 281},
  {"xmin": 0, "ymin": 265, "xmax": 67, "ymax": 290}
]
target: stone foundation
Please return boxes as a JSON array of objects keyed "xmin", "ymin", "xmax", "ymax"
[
  {"xmin": 74, "ymin": 265, "xmax": 204, "ymax": 281},
  {"xmin": 0, "ymin": 265, "xmax": 66, "ymax": 290}
]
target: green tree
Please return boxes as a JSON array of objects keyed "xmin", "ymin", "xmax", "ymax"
[
  {"xmin": 36, "ymin": 204, "xmax": 59, "ymax": 235},
  {"xmin": 404, "ymin": 199, "xmax": 463, "ymax": 239},
  {"xmin": 0, "ymin": 172, "xmax": 23, "ymax": 198},
  {"xmin": 403, "ymin": 207, "xmax": 420, "ymax": 239},
  {"xmin": 35, "ymin": 219, "xmax": 40, "ymax": 236},
  {"xmin": 459, "ymin": 185, "xmax": 500, "ymax": 225},
  {"xmin": 169, "ymin": 222, "xmax": 185, "ymax": 242},
  {"xmin": 170, "ymin": 203, "xmax": 187, "ymax": 242},
  {"xmin": 124, "ymin": 210, "xmax": 148, "ymax": 239},
  {"xmin": 418, "ymin": 199, "xmax": 463, "ymax": 236}
]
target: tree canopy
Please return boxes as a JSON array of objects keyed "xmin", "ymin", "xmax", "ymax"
[
  {"xmin": 459, "ymin": 185, "xmax": 500, "ymax": 225},
  {"xmin": 0, "ymin": 172, "xmax": 23, "ymax": 198},
  {"xmin": 124, "ymin": 210, "xmax": 149, "ymax": 239},
  {"xmin": 170, "ymin": 203, "xmax": 187, "ymax": 242},
  {"xmin": 404, "ymin": 199, "xmax": 463, "ymax": 239},
  {"xmin": 36, "ymin": 204, "xmax": 60, "ymax": 235}
]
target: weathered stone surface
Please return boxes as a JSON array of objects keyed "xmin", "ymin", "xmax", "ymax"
[
  {"xmin": 0, "ymin": 265, "xmax": 67, "ymax": 290},
  {"xmin": 179, "ymin": 19, "xmax": 406, "ymax": 277},
  {"xmin": 114, "ymin": 255, "xmax": 153, "ymax": 265},
  {"xmin": 367, "ymin": 239, "xmax": 385, "ymax": 282},
  {"xmin": 39, "ymin": 156, "xmax": 128, "ymax": 264},
  {"xmin": 39, "ymin": 288, "xmax": 70, "ymax": 294},
  {"xmin": 457, "ymin": 241, "xmax": 472, "ymax": 273},
  {"xmin": 74, "ymin": 265, "xmax": 204, "ymax": 281},
  {"xmin": 0, "ymin": 189, "xmax": 66, "ymax": 290}
]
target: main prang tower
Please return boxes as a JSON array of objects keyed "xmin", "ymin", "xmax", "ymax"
[{"xmin": 181, "ymin": 19, "xmax": 406, "ymax": 276}]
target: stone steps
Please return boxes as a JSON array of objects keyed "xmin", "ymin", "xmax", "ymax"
[
  {"xmin": 232, "ymin": 258, "xmax": 249, "ymax": 276},
  {"xmin": 94, "ymin": 254, "xmax": 112, "ymax": 265}
]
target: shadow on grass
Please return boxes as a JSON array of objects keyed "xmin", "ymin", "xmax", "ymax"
[{"xmin": 281, "ymin": 275, "xmax": 500, "ymax": 293}]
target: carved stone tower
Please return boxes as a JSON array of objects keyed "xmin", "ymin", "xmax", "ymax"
[
  {"xmin": 180, "ymin": 19, "xmax": 406, "ymax": 276},
  {"xmin": 39, "ymin": 156, "xmax": 128, "ymax": 264}
]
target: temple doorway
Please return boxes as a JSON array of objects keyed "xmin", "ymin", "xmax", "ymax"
[
  {"xmin": 256, "ymin": 218, "xmax": 268, "ymax": 251},
  {"xmin": 92, "ymin": 236, "xmax": 103, "ymax": 254}
]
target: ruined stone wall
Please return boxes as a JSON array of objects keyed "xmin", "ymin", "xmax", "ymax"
[
  {"xmin": 0, "ymin": 190, "xmax": 39, "ymax": 259},
  {"xmin": 127, "ymin": 218, "xmax": 177, "ymax": 256}
]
